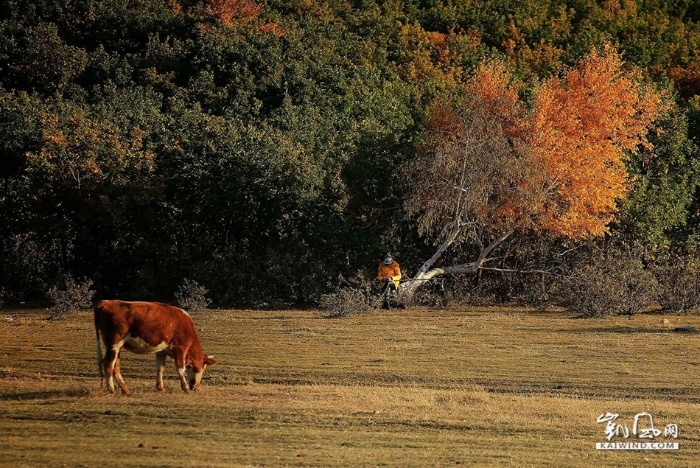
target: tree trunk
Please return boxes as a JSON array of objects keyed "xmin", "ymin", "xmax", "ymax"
[{"xmin": 398, "ymin": 230, "xmax": 513, "ymax": 305}]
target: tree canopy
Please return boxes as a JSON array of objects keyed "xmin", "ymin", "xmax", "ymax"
[
  {"xmin": 401, "ymin": 48, "xmax": 668, "ymax": 299},
  {"xmin": 0, "ymin": 0, "xmax": 699, "ymax": 307}
]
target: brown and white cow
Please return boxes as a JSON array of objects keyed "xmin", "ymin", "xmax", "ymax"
[{"xmin": 94, "ymin": 300, "xmax": 216, "ymax": 394}]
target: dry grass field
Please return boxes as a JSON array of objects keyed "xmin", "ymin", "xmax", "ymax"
[{"xmin": 0, "ymin": 306, "xmax": 699, "ymax": 467}]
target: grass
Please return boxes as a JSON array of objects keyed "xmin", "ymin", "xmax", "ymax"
[{"xmin": 1, "ymin": 306, "xmax": 699, "ymax": 466}]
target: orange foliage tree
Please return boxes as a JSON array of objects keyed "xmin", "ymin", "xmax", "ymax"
[
  {"xmin": 199, "ymin": 0, "xmax": 284, "ymax": 36},
  {"xmin": 401, "ymin": 47, "xmax": 667, "ymax": 301},
  {"xmin": 204, "ymin": 0, "xmax": 261, "ymax": 26}
]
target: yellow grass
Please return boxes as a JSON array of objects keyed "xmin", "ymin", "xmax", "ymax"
[{"xmin": 1, "ymin": 306, "xmax": 699, "ymax": 466}]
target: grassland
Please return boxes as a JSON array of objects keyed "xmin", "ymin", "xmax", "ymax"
[{"xmin": 0, "ymin": 306, "xmax": 699, "ymax": 467}]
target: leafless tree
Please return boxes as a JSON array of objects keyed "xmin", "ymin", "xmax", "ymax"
[{"xmin": 400, "ymin": 97, "xmax": 547, "ymax": 303}]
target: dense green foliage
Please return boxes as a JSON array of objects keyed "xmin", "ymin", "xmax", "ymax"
[{"xmin": 1, "ymin": 0, "xmax": 700, "ymax": 307}]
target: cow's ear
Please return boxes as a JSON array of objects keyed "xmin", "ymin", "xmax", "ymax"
[{"xmin": 204, "ymin": 355, "xmax": 216, "ymax": 366}]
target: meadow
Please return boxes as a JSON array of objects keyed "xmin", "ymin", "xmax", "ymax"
[{"xmin": 0, "ymin": 306, "xmax": 698, "ymax": 467}]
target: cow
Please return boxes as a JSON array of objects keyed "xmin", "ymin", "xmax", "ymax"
[{"xmin": 94, "ymin": 300, "xmax": 216, "ymax": 394}]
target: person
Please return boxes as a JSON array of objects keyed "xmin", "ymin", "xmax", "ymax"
[{"xmin": 378, "ymin": 253, "xmax": 401, "ymax": 308}]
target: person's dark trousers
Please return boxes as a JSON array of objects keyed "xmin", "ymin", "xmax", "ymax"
[{"xmin": 381, "ymin": 282, "xmax": 397, "ymax": 309}]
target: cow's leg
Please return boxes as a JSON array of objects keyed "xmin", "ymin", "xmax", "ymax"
[
  {"xmin": 172, "ymin": 350, "xmax": 190, "ymax": 393},
  {"xmin": 155, "ymin": 352, "xmax": 167, "ymax": 391},
  {"xmin": 102, "ymin": 335, "xmax": 130, "ymax": 394},
  {"xmin": 113, "ymin": 349, "xmax": 130, "ymax": 394},
  {"xmin": 102, "ymin": 347, "xmax": 118, "ymax": 394}
]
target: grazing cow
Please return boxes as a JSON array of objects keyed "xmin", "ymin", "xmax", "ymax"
[{"xmin": 94, "ymin": 300, "xmax": 216, "ymax": 394}]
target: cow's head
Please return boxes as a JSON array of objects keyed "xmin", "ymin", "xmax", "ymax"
[{"xmin": 187, "ymin": 355, "xmax": 216, "ymax": 391}]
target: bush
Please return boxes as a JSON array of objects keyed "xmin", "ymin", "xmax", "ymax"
[
  {"xmin": 319, "ymin": 273, "xmax": 380, "ymax": 317},
  {"xmin": 175, "ymin": 279, "xmax": 211, "ymax": 312},
  {"xmin": 319, "ymin": 287, "xmax": 379, "ymax": 318},
  {"xmin": 565, "ymin": 255, "xmax": 660, "ymax": 317},
  {"xmin": 654, "ymin": 259, "xmax": 700, "ymax": 314},
  {"xmin": 47, "ymin": 275, "xmax": 95, "ymax": 319}
]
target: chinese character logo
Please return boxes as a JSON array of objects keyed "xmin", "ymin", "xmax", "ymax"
[
  {"xmin": 597, "ymin": 413, "xmax": 628, "ymax": 441},
  {"xmin": 596, "ymin": 412, "xmax": 679, "ymax": 450},
  {"xmin": 633, "ymin": 412, "xmax": 662, "ymax": 439}
]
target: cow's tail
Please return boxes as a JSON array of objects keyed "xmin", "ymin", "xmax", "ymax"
[{"xmin": 94, "ymin": 304, "xmax": 104, "ymax": 389}]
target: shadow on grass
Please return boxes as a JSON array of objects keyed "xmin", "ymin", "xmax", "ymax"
[{"xmin": 0, "ymin": 388, "xmax": 89, "ymax": 401}]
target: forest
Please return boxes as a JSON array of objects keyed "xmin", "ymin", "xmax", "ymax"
[{"xmin": 2, "ymin": 0, "xmax": 700, "ymax": 311}]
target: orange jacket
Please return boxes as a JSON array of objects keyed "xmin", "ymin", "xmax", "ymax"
[{"xmin": 378, "ymin": 260, "xmax": 402, "ymax": 288}]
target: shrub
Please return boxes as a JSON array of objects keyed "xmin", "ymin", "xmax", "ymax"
[
  {"xmin": 654, "ymin": 259, "xmax": 700, "ymax": 314},
  {"xmin": 319, "ymin": 273, "xmax": 380, "ymax": 317},
  {"xmin": 47, "ymin": 275, "xmax": 95, "ymax": 319},
  {"xmin": 319, "ymin": 287, "xmax": 379, "ymax": 318},
  {"xmin": 565, "ymin": 255, "xmax": 660, "ymax": 317},
  {"xmin": 175, "ymin": 279, "xmax": 211, "ymax": 312}
]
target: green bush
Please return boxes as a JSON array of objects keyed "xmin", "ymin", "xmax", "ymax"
[
  {"xmin": 175, "ymin": 279, "xmax": 212, "ymax": 313},
  {"xmin": 47, "ymin": 275, "xmax": 95, "ymax": 319}
]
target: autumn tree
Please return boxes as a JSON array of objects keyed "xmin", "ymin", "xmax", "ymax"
[{"xmin": 401, "ymin": 47, "xmax": 667, "ymax": 302}]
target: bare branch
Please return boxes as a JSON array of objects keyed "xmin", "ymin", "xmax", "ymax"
[{"xmin": 478, "ymin": 267, "xmax": 552, "ymax": 274}]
